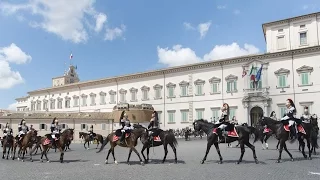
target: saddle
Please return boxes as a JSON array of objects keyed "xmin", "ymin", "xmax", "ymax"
[
  {"xmin": 213, "ymin": 127, "xmax": 239, "ymax": 138},
  {"xmin": 263, "ymin": 128, "xmax": 271, "ymax": 133},
  {"xmin": 112, "ymin": 132, "xmax": 131, "ymax": 142},
  {"xmin": 148, "ymin": 128, "xmax": 162, "ymax": 142}
]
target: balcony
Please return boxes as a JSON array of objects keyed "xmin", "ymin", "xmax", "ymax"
[{"xmin": 243, "ymin": 87, "xmax": 270, "ymax": 97}]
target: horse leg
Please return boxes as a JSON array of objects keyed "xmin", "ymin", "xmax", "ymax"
[
  {"xmin": 282, "ymin": 142, "xmax": 294, "ymax": 162},
  {"xmin": 306, "ymin": 138, "xmax": 312, "ymax": 160},
  {"xmin": 131, "ymin": 147, "xmax": 144, "ymax": 165},
  {"xmin": 140, "ymin": 145, "xmax": 148, "ymax": 163},
  {"xmin": 299, "ymin": 136, "xmax": 307, "ymax": 159},
  {"xmin": 2, "ymin": 146, "xmax": 5, "ymax": 159},
  {"xmin": 276, "ymin": 140, "xmax": 280, "ymax": 150},
  {"xmin": 105, "ymin": 147, "xmax": 113, "ymax": 164},
  {"xmin": 237, "ymin": 141, "xmax": 245, "ymax": 164},
  {"xmin": 244, "ymin": 141, "xmax": 259, "ymax": 164},
  {"xmin": 260, "ymin": 134, "xmax": 265, "ymax": 150},
  {"xmin": 146, "ymin": 147, "xmax": 150, "ymax": 162},
  {"xmin": 29, "ymin": 146, "xmax": 33, "ymax": 162},
  {"xmin": 162, "ymin": 143, "xmax": 169, "ymax": 163},
  {"xmin": 6, "ymin": 146, "xmax": 11, "ymax": 160},
  {"xmin": 40, "ymin": 146, "xmax": 45, "ymax": 162},
  {"xmin": 96, "ymin": 141, "xmax": 99, "ymax": 149},
  {"xmin": 201, "ymin": 142, "xmax": 213, "ymax": 164},
  {"xmin": 169, "ymin": 142, "xmax": 177, "ymax": 164},
  {"xmin": 21, "ymin": 146, "xmax": 26, "ymax": 162},
  {"xmin": 127, "ymin": 148, "xmax": 133, "ymax": 165},
  {"xmin": 59, "ymin": 147, "xmax": 64, "ymax": 163},
  {"xmin": 265, "ymin": 135, "xmax": 270, "ymax": 149},
  {"xmin": 276, "ymin": 140, "xmax": 285, "ymax": 163},
  {"xmin": 83, "ymin": 141, "xmax": 87, "ymax": 149}
]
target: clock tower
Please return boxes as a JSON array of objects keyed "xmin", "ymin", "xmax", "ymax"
[{"xmin": 52, "ymin": 65, "xmax": 80, "ymax": 87}]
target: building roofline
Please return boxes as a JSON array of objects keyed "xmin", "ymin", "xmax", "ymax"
[
  {"xmin": 27, "ymin": 45, "xmax": 320, "ymax": 95},
  {"xmin": 262, "ymin": 11, "xmax": 320, "ymax": 41}
]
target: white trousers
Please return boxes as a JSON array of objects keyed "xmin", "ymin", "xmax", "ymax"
[
  {"xmin": 18, "ymin": 131, "xmax": 25, "ymax": 137},
  {"xmin": 218, "ymin": 124, "xmax": 228, "ymax": 129},
  {"xmin": 51, "ymin": 134, "xmax": 56, "ymax": 139},
  {"xmin": 123, "ymin": 126, "xmax": 133, "ymax": 130},
  {"xmin": 288, "ymin": 120, "xmax": 295, "ymax": 126},
  {"xmin": 3, "ymin": 133, "xmax": 7, "ymax": 136}
]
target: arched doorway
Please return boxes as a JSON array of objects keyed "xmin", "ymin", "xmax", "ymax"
[{"xmin": 250, "ymin": 106, "xmax": 263, "ymax": 126}]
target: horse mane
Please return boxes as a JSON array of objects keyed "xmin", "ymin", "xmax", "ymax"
[{"xmin": 263, "ymin": 116, "xmax": 282, "ymax": 124}]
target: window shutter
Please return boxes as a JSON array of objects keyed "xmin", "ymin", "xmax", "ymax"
[
  {"xmin": 234, "ymin": 82, "xmax": 237, "ymax": 90},
  {"xmin": 227, "ymin": 82, "xmax": 230, "ymax": 91}
]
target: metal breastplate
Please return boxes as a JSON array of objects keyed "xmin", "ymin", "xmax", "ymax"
[
  {"xmin": 302, "ymin": 114, "xmax": 311, "ymax": 123},
  {"xmin": 21, "ymin": 125, "xmax": 27, "ymax": 132},
  {"xmin": 125, "ymin": 120, "xmax": 130, "ymax": 126}
]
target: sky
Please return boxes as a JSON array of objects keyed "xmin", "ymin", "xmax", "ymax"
[{"xmin": 0, "ymin": 0, "xmax": 320, "ymax": 110}]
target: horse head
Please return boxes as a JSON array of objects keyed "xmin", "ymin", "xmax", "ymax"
[
  {"xmin": 62, "ymin": 128, "xmax": 74, "ymax": 141},
  {"xmin": 193, "ymin": 119, "xmax": 212, "ymax": 132}
]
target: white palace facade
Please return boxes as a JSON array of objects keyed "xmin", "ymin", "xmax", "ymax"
[{"xmin": 15, "ymin": 12, "xmax": 320, "ymax": 129}]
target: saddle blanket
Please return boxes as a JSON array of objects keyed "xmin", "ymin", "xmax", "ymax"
[
  {"xmin": 263, "ymin": 128, "xmax": 271, "ymax": 133},
  {"xmin": 284, "ymin": 125, "xmax": 290, "ymax": 131},
  {"xmin": 43, "ymin": 138, "xmax": 51, "ymax": 145},
  {"xmin": 212, "ymin": 128, "xmax": 239, "ymax": 137},
  {"xmin": 112, "ymin": 133, "xmax": 130, "ymax": 142},
  {"xmin": 153, "ymin": 136, "xmax": 161, "ymax": 142},
  {"xmin": 297, "ymin": 124, "xmax": 306, "ymax": 134}
]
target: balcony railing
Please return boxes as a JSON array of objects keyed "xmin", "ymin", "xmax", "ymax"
[{"xmin": 243, "ymin": 87, "xmax": 270, "ymax": 96}]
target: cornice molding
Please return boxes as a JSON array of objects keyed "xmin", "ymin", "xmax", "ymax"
[
  {"xmin": 274, "ymin": 68, "xmax": 290, "ymax": 75},
  {"xmin": 26, "ymin": 45, "xmax": 320, "ymax": 95},
  {"xmin": 296, "ymin": 65, "xmax": 313, "ymax": 73},
  {"xmin": 179, "ymin": 80, "xmax": 189, "ymax": 86},
  {"xmin": 209, "ymin": 77, "xmax": 221, "ymax": 83}
]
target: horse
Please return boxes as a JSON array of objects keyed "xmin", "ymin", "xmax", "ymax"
[
  {"xmin": 96, "ymin": 127, "xmax": 146, "ymax": 165},
  {"xmin": 79, "ymin": 132, "xmax": 93, "ymax": 149},
  {"xmin": 134, "ymin": 125, "xmax": 178, "ymax": 164},
  {"xmin": 30, "ymin": 128, "xmax": 74, "ymax": 163},
  {"xmin": 2, "ymin": 135, "xmax": 14, "ymax": 160},
  {"xmin": 12, "ymin": 130, "xmax": 38, "ymax": 162},
  {"xmin": 193, "ymin": 119, "xmax": 259, "ymax": 164},
  {"xmin": 93, "ymin": 134, "xmax": 104, "ymax": 149},
  {"xmin": 310, "ymin": 114, "xmax": 319, "ymax": 155},
  {"xmin": 255, "ymin": 124, "xmax": 274, "ymax": 150}
]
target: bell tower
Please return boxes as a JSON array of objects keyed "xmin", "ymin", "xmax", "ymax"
[{"xmin": 52, "ymin": 65, "xmax": 80, "ymax": 87}]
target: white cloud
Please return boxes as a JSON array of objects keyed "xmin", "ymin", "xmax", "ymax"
[
  {"xmin": 0, "ymin": 43, "xmax": 32, "ymax": 64},
  {"xmin": 94, "ymin": 13, "xmax": 107, "ymax": 32},
  {"xmin": 0, "ymin": 43, "xmax": 31, "ymax": 89},
  {"xmin": 184, "ymin": 21, "xmax": 212, "ymax": 39},
  {"xmin": 217, "ymin": 5, "xmax": 226, "ymax": 9},
  {"xmin": 7, "ymin": 102, "xmax": 18, "ymax": 110},
  {"xmin": 233, "ymin": 9, "xmax": 241, "ymax": 15},
  {"xmin": 303, "ymin": 5, "xmax": 309, "ymax": 10},
  {"xmin": 157, "ymin": 45, "xmax": 202, "ymax": 67},
  {"xmin": 157, "ymin": 42, "xmax": 260, "ymax": 67},
  {"xmin": 183, "ymin": 22, "xmax": 195, "ymax": 30},
  {"xmin": 104, "ymin": 24, "xmax": 126, "ymax": 41},
  {"xmin": 0, "ymin": 0, "xmax": 113, "ymax": 43},
  {"xmin": 198, "ymin": 21, "xmax": 211, "ymax": 39}
]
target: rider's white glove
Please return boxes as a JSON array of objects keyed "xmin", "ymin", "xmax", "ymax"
[{"xmin": 121, "ymin": 129, "xmax": 125, "ymax": 132}]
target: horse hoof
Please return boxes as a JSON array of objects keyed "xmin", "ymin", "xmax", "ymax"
[
  {"xmin": 304, "ymin": 155, "xmax": 307, "ymax": 159},
  {"xmin": 114, "ymin": 160, "xmax": 118, "ymax": 164},
  {"xmin": 236, "ymin": 162, "xmax": 240, "ymax": 164},
  {"xmin": 174, "ymin": 160, "xmax": 177, "ymax": 164},
  {"xmin": 218, "ymin": 161, "xmax": 223, "ymax": 164},
  {"xmin": 22, "ymin": 159, "xmax": 24, "ymax": 162},
  {"xmin": 308, "ymin": 157, "xmax": 312, "ymax": 160},
  {"xmin": 291, "ymin": 158, "xmax": 294, "ymax": 162},
  {"xmin": 47, "ymin": 160, "xmax": 50, "ymax": 163},
  {"xmin": 255, "ymin": 160, "xmax": 259, "ymax": 164},
  {"xmin": 40, "ymin": 160, "xmax": 43, "ymax": 163},
  {"xmin": 30, "ymin": 160, "xmax": 33, "ymax": 162},
  {"xmin": 200, "ymin": 160, "xmax": 204, "ymax": 164},
  {"xmin": 140, "ymin": 162, "xmax": 145, "ymax": 166},
  {"xmin": 17, "ymin": 158, "xmax": 20, "ymax": 161},
  {"xmin": 276, "ymin": 160, "xmax": 281, "ymax": 163}
]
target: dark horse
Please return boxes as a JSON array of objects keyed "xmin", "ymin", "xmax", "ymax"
[
  {"xmin": 30, "ymin": 128, "xmax": 74, "ymax": 163},
  {"xmin": 193, "ymin": 119, "xmax": 259, "ymax": 164},
  {"xmin": 310, "ymin": 114, "xmax": 319, "ymax": 154},
  {"xmin": 96, "ymin": 127, "xmax": 146, "ymax": 165},
  {"xmin": 259, "ymin": 117, "xmax": 312, "ymax": 162},
  {"xmin": 256, "ymin": 124, "xmax": 274, "ymax": 150},
  {"xmin": 13, "ymin": 130, "xmax": 38, "ymax": 162},
  {"xmin": 2, "ymin": 134, "xmax": 14, "ymax": 159},
  {"xmin": 79, "ymin": 132, "xmax": 94, "ymax": 149},
  {"xmin": 134, "ymin": 124, "xmax": 178, "ymax": 164}
]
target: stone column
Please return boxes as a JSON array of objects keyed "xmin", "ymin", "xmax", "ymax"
[
  {"xmin": 263, "ymin": 65, "xmax": 268, "ymax": 88},
  {"xmin": 244, "ymin": 102, "xmax": 249, "ymax": 124},
  {"xmin": 263, "ymin": 102, "xmax": 268, "ymax": 116}
]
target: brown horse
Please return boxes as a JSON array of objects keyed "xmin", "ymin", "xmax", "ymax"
[
  {"xmin": 79, "ymin": 132, "xmax": 93, "ymax": 149},
  {"xmin": 93, "ymin": 134, "xmax": 104, "ymax": 149},
  {"xmin": 97, "ymin": 127, "xmax": 146, "ymax": 165},
  {"xmin": 2, "ymin": 135, "xmax": 14, "ymax": 160},
  {"xmin": 30, "ymin": 128, "xmax": 74, "ymax": 163},
  {"xmin": 12, "ymin": 130, "xmax": 38, "ymax": 162}
]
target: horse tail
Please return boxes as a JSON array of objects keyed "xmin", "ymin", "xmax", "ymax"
[
  {"xmin": 96, "ymin": 134, "xmax": 110, "ymax": 153},
  {"xmin": 167, "ymin": 130, "xmax": 178, "ymax": 147},
  {"xmin": 248, "ymin": 127, "xmax": 259, "ymax": 143}
]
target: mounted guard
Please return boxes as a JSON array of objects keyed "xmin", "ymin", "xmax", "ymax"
[
  {"xmin": 147, "ymin": 111, "xmax": 163, "ymax": 141},
  {"xmin": 270, "ymin": 111, "xmax": 277, "ymax": 120},
  {"xmin": 301, "ymin": 106, "xmax": 311, "ymax": 124},
  {"xmin": 50, "ymin": 117, "xmax": 61, "ymax": 147},
  {"xmin": 1, "ymin": 122, "xmax": 13, "ymax": 147},
  {"xmin": 18, "ymin": 119, "xmax": 29, "ymax": 142},
  {"xmin": 280, "ymin": 99, "xmax": 298, "ymax": 141},
  {"xmin": 119, "ymin": 111, "xmax": 133, "ymax": 144},
  {"xmin": 89, "ymin": 125, "xmax": 95, "ymax": 141},
  {"xmin": 215, "ymin": 103, "xmax": 234, "ymax": 142}
]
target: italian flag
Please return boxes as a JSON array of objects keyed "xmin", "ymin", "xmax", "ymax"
[{"xmin": 248, "ymin": 65, "xmax": 254, "ymax": 75}]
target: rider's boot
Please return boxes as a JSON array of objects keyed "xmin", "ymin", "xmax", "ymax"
[{"xmin": 120, "ymin": 132, "xmax": 125, "ymax": 144}]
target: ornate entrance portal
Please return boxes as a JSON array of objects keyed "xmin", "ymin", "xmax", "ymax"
[{"xmin": 250, "ymin": 106, "xmax": 263, "ymax": 126}]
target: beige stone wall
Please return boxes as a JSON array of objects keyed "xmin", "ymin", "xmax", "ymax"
[{"xmin": 113, "ymin": 109, "xmax": 153, "ymax": 123}]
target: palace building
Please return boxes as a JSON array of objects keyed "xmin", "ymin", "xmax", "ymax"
[{"xmin": 12, "ymin": 12, "xmax": 320, "ymax": 130}]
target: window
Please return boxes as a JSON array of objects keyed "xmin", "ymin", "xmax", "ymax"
[
  {"xmin": 100, "ymin": 92, "xmax": 106, "ymax": 105},
  {"xmin": 166, "ymin": 83, "xmax": 176, "ymax": 98},
  {"xmin": 65, "ymin": 98, "xmax": 70, "ymax": 108},
  {"xmin": 101, "ymin": 123, "xmax": 106, "ymax": 130},
  {"xmin": 279, "ymin": 106, "xmax": 287, "ymax": 119},
  {"xmin": 153, "ymin": 84, "xmax": 163, "ymax": 99},
  {"xmin": 196, "ymin": 109, "xmax": 204, "ymax": 119},
  {"xmin": 301, "ymin": 72, "xmax": 309, "ymax": 85},
  {"xmin": 129, "ymin": 88, "xmax": 137, "ymax": 102},
  {"xmin": 168, "ymin": 111, "xmax": 175, "ymax": 123},
  {"xmin": 119, "ymin": 89, "xmax": 127, "ymax": 103},
  {"xmin": 81, "ymin": 124, "xmax": 87, "ymax": 130},
  {"xmin": 43, "ymin": 101, "xmax": 48, "ymax": 110},
  {"xmin": 300, "ymin": 25, "xmax": 306, "ymax": 29},
  {"xmin": 209, "ymin": 77, "xmax": 221, "ymax": 94},
  {"xmin": 158, "ymin": 111, "xmax": 162, "ymax": 124},
  {"xmin": 194, "ymin": 79, "xmax": 205, "ymax": 96},
  {"xmin": 181, "ymin": 110, "xmax": 189, "ymax": 122},
  {"xmin": 73, "ymin": 96, "xmax": 79, "ymax": 107},
  {"xmin": 31, "ymin": 102, "xmax": 35, "ymax": 111},
  {"xmin": 90, "ymin": 93, "xmax": 96, "ymax": 106},
  {"xmin": 296, "ymin": 65, "xmax": 313, "ymax": 87},
  {"xmin": 81, "ymin": 95, "xmax": 87, "ymax": 106},
  {"xmin": 278, "ymin": 29, "xmax": 283, "ymax": 33},
  {"xmin": 179, "ymin": 81, "xmax": 189, "ymax": 97},
  {"xmin": 57, "ymin": 99, "xmax": 62, "ymax": 109},
  {"xmin": 39, "ymin": 124, "xmax": 46, "ymax": 130},
  {"xmin": 300, "ymin": 32, "xmax": 307, "ymax": 45},
  {"xmin": 61, "ymin": 124, "xmax": 68, "ymax": 129},
  {"xmin": 36, "ymin": 101, "xmax": 41, "ymax": 110},
  {"xmin": 211, "ymin": 109, "xmax": 219, "ymax": 123},
  {"xmin": 274, "ymin": 68, "xmax": 290, "ymax": 88},
  {"xmin": 301, "ymin": 104, "xmax": 312, "ymax": 114},
  {"xmin": 110, "ymin": 94, "xmax": 115, "ymax": 103},
  {"xmin": 278, "ymin": 75, "xmax": 286, "ymax": 88},
  {"xmin": 227, "ymin": 81, "xmax": 237, "ymax": 92},
  {"xmin": 277, "ymin": 36, "xmax": 285, "ymax": 49},
  {"xmin": 50, "ymin": 100, "xmax": 55, "ymax": 109},
  {"xmin": 229, "ymin": 108, "xmax": 236, "ymax": 120},
  {"xmin": 140, "ymin": 86, "xmax": 150, "ymax": 101}
]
